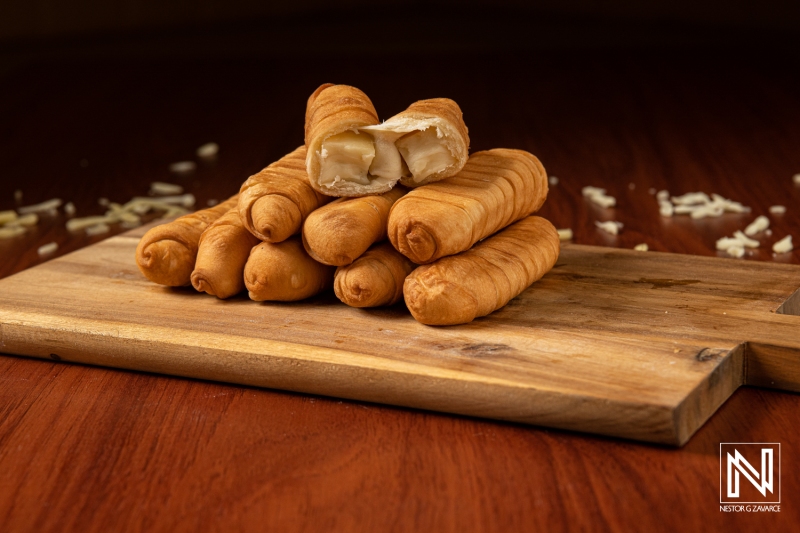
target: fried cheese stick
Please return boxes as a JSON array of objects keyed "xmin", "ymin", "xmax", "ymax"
[
  {"xmin": 238, "ymin": 146, "xmax": 331, "ymax": 243},
  {"xmin": 302, "ymin": 186, "xmax": 407, "ymax": 266},
  {"xmin": 403, "ymin": 216, "xmax": 559, "ymax": 325},
  {"xmin": 304, "ymin": 84, "xmax": 384, "ymax": 197},
  {"xmin": 135, "ymin": 195, "xmax": 238, "ymax": 286},
  {"xmin": 244, "ymin": 237, "xmax": 335, "ymax": 301},
  {"xmin": 333, "ymin": 242, "xmax": 417, "ymax": 307},
  {"xmin": 388, "ymin": 148, "xmax": 548, "ymax": 264},
  {"xmin": 361, "ymin": 98, "xmax": 469, "ymax": 187},
  {"xmin": 190, "ymin": 208, "xmax": 259, "ymax": 299}
]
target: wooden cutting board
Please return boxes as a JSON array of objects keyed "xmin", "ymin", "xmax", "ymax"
[{"xmin": 1, "ymin": 225, "xmax": 798, "ymax": 446}]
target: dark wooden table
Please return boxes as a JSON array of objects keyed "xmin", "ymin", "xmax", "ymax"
[{"xmin": 1, "ymin": 47, "xmax": 799, "ymax": 532}]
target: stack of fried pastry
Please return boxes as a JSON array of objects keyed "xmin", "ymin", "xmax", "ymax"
[{"xmin": 135, "ymin": 83, "xmax": 559, "ymax": 325}]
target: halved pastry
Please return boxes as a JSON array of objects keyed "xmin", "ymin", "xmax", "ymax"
[{"xmin": 304, "ymin": 84, "xmax": 469, "ymax": 197}]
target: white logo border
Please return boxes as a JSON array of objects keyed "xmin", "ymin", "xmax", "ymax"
[{"xmin": 719, "ymin": 442, "xmax": 781, "ymax": 504}]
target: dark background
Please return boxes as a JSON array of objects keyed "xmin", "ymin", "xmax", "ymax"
[{"xmin": 2, "ymin": 0, "xmax": 800, "ymax": 67}]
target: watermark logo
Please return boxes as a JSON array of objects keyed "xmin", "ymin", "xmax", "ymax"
[{"xmin": 720, "ymin": 443, "xmax": 781, "ymax": 512}]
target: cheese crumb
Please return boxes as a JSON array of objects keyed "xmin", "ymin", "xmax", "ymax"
[
  {"xmin": 0, "ymin": 226, "xmax": 25, "ymax": 239},
  {"xmin": 727, "ymin": 245, "xmax": 745, "ymax": 258},
  {"xmin": 634, "ymin": 243, "xmax": 648, "ymax": 251},
  {"xmin": 732, "ymin": 231, "xmax": 759, "ymax": 248},
  {"xmin": 85, "ymin": 223, "xmax": 110, "ymax": 236},
  {"xmin": 769, "ymin": 205, "xmax": 786, "ymax": 215},
  {"xmin": 0, "ymin": 210, "xmax": 17, "ymax": 225},
  {"xmin": 793, "ymin": 173, "xmax": 800, "ymax": 185},
  {"xmin": 744, "ymin": 215, "xmax": 769, "ymax": 236},
  {"xmin": 548, "ymin": 176, "xmax": 559, "ymax": 186},
  {"xmin": 169, "ymin": 161, "xmax": 196, "ymax": 174},
  {"xmin": 37, "ymin": 242, "xmax": 58, "ymax": 256},
  {"xmin": 557, "ymin": 228, "xmax": 573, "ymax": 241},
  {"xmin": 150, "ymin": 182, "xmax": 184, "ymax": 195},
  {"xmin": 196, "ymin": 142, "xmax": 219, "ymax": 159},
  {"xmin": 595, "ymin": 220, "xmax": 622, "ymax": 235},
  {"xmin": 772, "ymin": 235, "xmax": 794, "ymax": 254},
  {"xmin": 18, "ymin": 198, "xmax": 62, "ymax": 215},
  {"xmin": 582, "ymin": 186, "xmax": 616, "ymax": 208}
]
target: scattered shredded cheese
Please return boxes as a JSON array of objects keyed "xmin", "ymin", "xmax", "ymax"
[
  {"xmin": 744, "ymin": 215, "xmax": 769, "ymax": 236},
  {"xmin": 794, "ymin": 174, "xmax": 800, "ymax": 185},
  {"xmin": 671, "ymin": 192, "xmax": 710, "ymax": 205},
  {"xmin": 732, "ymin": 231, "xmax": 759, "ymax": 248},
  {"xmin": 769, "ymin": 205, "xmax": 786, "ymax": 215},
  {"xmin": 656, "ymin": 190, "xmax": 670, "ymax": 202},
  {"xmin": 634, "ymin": 243, "xmax": 648, "ymax": 251},
  {"xmin": 37, "ymin": 242, "xmax": 58, "ymax": 256},
  {"xmin": 64, "ymin": 202, "xmax": 76, "ymax": 216},
  {"xmin": 13, "ymin": 213, "xmax": 38, "ymax": 227},
  {"xmin": 17, "ymin": 198, "xmax": 62, "ymax": 214},
  {"xmin": 130, "ymin": 194, "xmax": 195, "ymax": 208},
  {"xmin": 726, "ymin": 245, "xmax": 745, "ymax": 258},
  {"xmin": 0, "ymin": 226, "xmax": 25, "ymax": 239},
  {"xmin": 548, "ymin": 176, "xmax": 559, "ymax": 186},
  {"xmin": 0, "ymin": 210, "xmax": 17, "ymax": 225},
  {"xmin": 659, "ymin": 202, "xmax": 674, "ymax": 217},
  {"xmin": 557, "ymin": 228, "xmax": 573, "ymax": 241},
  {"xmin": 582, "ymin": 186, "xmax": 616, "ymax": 208},
  {"xmin": 196, "ymin": 142, "xmax": 219, "ymax": 159},
  {"xmin": 85, "ymin": 223, "xmax": 110, "ymax": 236},
  {"xmin": 150, "ymin": 182, "xmax": 184, "ymax": 195},
  {"xmin": 773, "ymin": 235, "xmax": 794, "ymax": 254},
  {"xmin": 170, "ymin": 161, "xmax": 196, "ymax": 174},
  {"xmin": 67, "ymin": 216, "xmax": 113, "ymax": 232},
  {"xmin": 595, "ymin": 220, "xmax": 623, "ymax": 235}
]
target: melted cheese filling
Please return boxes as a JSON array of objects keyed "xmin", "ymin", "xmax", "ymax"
[
  {"xmin": 318, "ymin": 131, "xmax": 376, "ymax": 186},
  {"xmin": 395, "ymin": 127, "xmax": 455, "ymax": 183}
]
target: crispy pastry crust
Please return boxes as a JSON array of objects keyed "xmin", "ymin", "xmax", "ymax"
[
  {"xmin": 333, "ymin": 242, "xmax": 417, "ymax": 307},
  {"xmin": 388, "ymin": 148, "xmax": 548, "ymax": 264},
  {"xmin": 191, "ymin": 207, "xmax": 259, "ymax": 299},
  {"xmin": 135, "ymin": 195, "xmax": 238, "ymax": 286},
  {"xmin": 404, "ymin": 216, "xmax": 559, "ymax": 325},
  {"xmin": 365, "ymin": 98, "xmax": 469, "ymax": 187},
  {"xmin": 304, "ymin": 84, "xmax": 383, "ymax": 197},
  {"xmin": 244, "ymin": 236, "xmax": 334, "ymax": 301},
  {"xmin": 302, "ymin": 186, "xmax": 407, "ymax": 266},
  {"xmin": 238, "ymin": 146, "xmax": 331, "ymax": 243}
]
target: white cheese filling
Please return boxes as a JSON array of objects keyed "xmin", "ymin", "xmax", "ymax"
[
  {"xmin": 318, "ymin": 131, "xmax": 376, "ymax": 186},
  {"xmin": 395, "ymin": 127, "xmax": 456, "ymax": 183}
]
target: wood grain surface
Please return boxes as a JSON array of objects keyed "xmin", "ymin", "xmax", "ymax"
[
  {"xmin": 2, "ymin": 45, "xmax": 800, "ymax": 532},
  {"xmin": 1, "ymin": 228, "xmax": 799, "ymax": 446}
]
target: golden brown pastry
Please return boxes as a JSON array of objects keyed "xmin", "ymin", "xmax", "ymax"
[
  {"xmin": 304, "ymin": 85, "xmax": 469, "ymax": 196},
  {"xmin": 190, "ymin": 207, "xmax": 259, "ymax": 299},
  {"xmin": 404, "ymin": 216, "xmax": 559, "ymax": 325},
  {"xmin": 244, "ymin": 237, "xmax": 335, "ymax": 301},
  {"xmin": 304, "ymin": 84, "xmax": 383, "ymax": 197},
  {"xmin": 238, "ymin": 146, "xmax": 331, "ymax": 243},
  {"xmin": 135, "ymin": 195, "xmax": 238, "ymax": 286},
  {"xmin": 388, "ymin": 148, "xmax": 548, "ymax": 264},
  {"xmin": 333, "ymin": 242, "xmax": 417, "ymax": 307},
  {"xmin": 361, "ymin": 98, "xmax": 469, "ymax": 187},
  {"xmin": 302, "ymin": 186, "xmax": 407, "ymax": 266}
]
